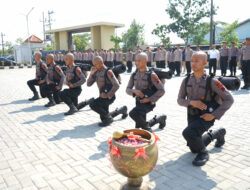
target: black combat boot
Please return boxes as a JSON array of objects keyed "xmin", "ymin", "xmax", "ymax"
[
  {"xmin": 76, "ymin": 98, "xmax": 94, "ymax": 110},
  {"xmin": 110, "ymin": 106, "xmax": 128, "ymax": 119},
  {"xmin": 98, "ymin": 116, "xmax": 113, "ymax": 127},
  {"xmin": 148, "ymin": 115, "xmax": 167, "ymax": 129},
  {"xmin": 208, "ymin": 128, "xmax": 226, "ymax": 148},
  {"xmin": 29, "ymin": 92, "xmax": 39, "ymax": 101},
  {"xmin": 64, "ymin": 103, "xmax": 78, "ymax": 116},
  {"xmin": 142, "ymin": 123, "xmax": 153, "ymax": 133},
  {"xmin": 45, "ymin": 97, "xmax": 56, "ymax": 107},
  {"xmin": 192, "ymin": 148, "xmax": 209, "ymax": 166}
]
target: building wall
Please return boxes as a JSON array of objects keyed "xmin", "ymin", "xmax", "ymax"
[
  {"xmin": 100, "ymin": 26, "xmax": 115, "ymax": 50},
  {"xmin": 234, "ymin": 22, "xmax": 250, "ymax": 41},
  {"xmin": 59, "ymin": 31, "xmax": 69, "ymax": 50},
  {"xmin": 91, "ymin": 26, "xmax": 101, "ymax": 49},
  {"xmin": 54, "ymin": 32, "xmax": 60, "ymax": 50}
]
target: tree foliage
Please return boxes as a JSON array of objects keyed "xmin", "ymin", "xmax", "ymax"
[
  {"xmin": 153, "ymin": 0, "xmax": 215, "ymax": 44},
  {"xmin": 15, "ymin": 38, "xmax": 24, "ymax": 45},
  {"xmin": 152, "ymin": 25, "xmax": 171, "ymax": 47},
  {"xmin": 72, "ymin": 33, "xmax": 90, "ymax": 51},
  {"xmin": 110, "ymin": 35, "xmax": 123, "ymax": 50},
  {"xmin": 189, "ymin": 22, "xmax": 210, "ymax": 45},
  {"xmin": 122, "ymin": 19, "xmax": 145, "ymax": 51},
  {"xmin": 218, "ymin": 21, "xmax": 239, "ymax": 46}
]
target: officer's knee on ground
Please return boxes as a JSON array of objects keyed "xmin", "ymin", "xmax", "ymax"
[
  {"xmin": 182, "ymin": 127, "xmax": 192, "ymax": 140},
  {"xmin": 129, "ymin": 108, "xmax": 139, "ymax": 120}
]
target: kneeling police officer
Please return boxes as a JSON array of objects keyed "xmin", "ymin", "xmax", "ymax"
[
  {"xmin": 87, "ymin": 56, "xmax": 127, "ymax": 127},
  {"xmin": 177, "ymin": 51, "xmax": 234, "ymax": 166},
  {"xmin": 58, "ymin": 53, "xmax": 86, "ymax": 115},
  {"xmin": 41, "ymin": 54, "xmax": 65, "ymax": 107},
  {"xmin": 126, "ymin": 52, "xmax": 166, "ymax": 132}
]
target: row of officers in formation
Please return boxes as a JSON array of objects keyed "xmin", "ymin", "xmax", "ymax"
[
  {"xmin": 52, "ymin": 40, "xmax": 249, "ymax": 79},
  {"xmin": 26, "ymin": 37, "xmax": 249, "ymax": 167}
]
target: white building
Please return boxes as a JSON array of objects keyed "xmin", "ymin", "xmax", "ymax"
[{"xmin": 14, "ymin": 35, "xmax": 45, "ymax": 64}]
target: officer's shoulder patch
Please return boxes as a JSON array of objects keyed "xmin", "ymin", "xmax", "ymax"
[
  {"xmin": 215, "ymin": 80, "xmax": 226, "ymax": 92},
  {"xmin": 76, "ymin": 67, "xmax": 82, "ymax": 74},
  {"xmin": 108, "ymin": 70, "xmax": 114, "ymax": 78},
  {"xmin": 152, "ymin": 73, "xmax": 160, "ymax": 83},
  {"xmin": 55, "ymin": 66, "xmax": 62, "ymax": 72}
]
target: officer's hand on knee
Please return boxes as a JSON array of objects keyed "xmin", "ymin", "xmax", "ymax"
[
  {"xmin": 140, "ymin": 98, "xmax": 150, "ymax": 104},
  {"xmin": 189, "ymin": 100, "xmax": 207, "ymax": 110},
  {"xmin": 200, "ymin": 113, "xmax": 215, "ymax": 121}
]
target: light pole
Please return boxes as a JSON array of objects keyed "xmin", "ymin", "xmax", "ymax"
[
  {"xmin": 26, "ymin": 7, "xmax": 34, "ymax": 66},
  {"xmin": 209, "ymin": 0, "xmax": 214, "ymax": 47}
]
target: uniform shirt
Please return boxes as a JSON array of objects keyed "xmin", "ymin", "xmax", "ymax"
[
  {"xmin": 46, "ymin": 63, "xmax": 65, "ymax": 88},
  {"xmin": 240, "ymin": 45, "xmax": 250, "ymax": 61},
  {"xmin": 185, "ymin": 49, "xmax": 193, "ymax": 62},
  {"xmin": 54, "ymin": 54, "xmax": 58, "ymax": 62},
  {"xmin": 126, "ymin": 69, "xmax": 165, "ymax": 103},
  {"xmin": 116, "ymin": 52, "xmax": 123, "ymax": 62},
  {"xmin": 134, "ymin": 50, "xmax": 141, "ymax": 61},
  {"xmin": 208, "ymin": 49, "xmax": 219, "ymax": 59},
  {"xmin": 66, "ymin": 64, "xmax": 86, "ymax": 88},
  {"xmin": 229, "ymin": 47, "xmax": 239, "ymax": 59},
  {"xmin": 146, "ymin": 51, "xmax": 153, "ymax": 62},
  {"xmin": 126, "ymin": 51, "xmax": 133, "ymax": 62},
  {"xmin": 154, "ymin": 50, "xmax": 160, "ymax": 62},
  {"xmin": 220, "ymin": 47, "xmax": 229, "ymax": 57},
  {"xmin": 36, "ymin": 61, "xmax": 47, "ymax": 79},
  {"xmin": 88, "ymin": 52, "xmax": 94, "ymax": 61},
  {"xmin": 167, "ymin": 51, "xmax": 175, "ymax": 62},
  {"xmin": 87, "ymin": 68, "xmax": 119, "ymax": 99},
  {"xmin": 174, "ymin": 49, "xmax": 182, "ymax": 62},
  {"xmin": 159, "ymin": 49, "xmax": 167, "ymax": 61},
  {"xmin": 177, "ymin": 73, "xmax": 234, "ymax": 120},
  {"xmin": 60, "ymin": 54, "xmax": 64, "ymax": 62}
]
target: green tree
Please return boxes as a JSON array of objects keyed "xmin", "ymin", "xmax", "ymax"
[
  {"xmin": 110, "ymin": 35, "xmax": 123, "ymax": 50},
  {"xmin": 72, "ymin": 33, "xmax": 90, "ymax": 51},
  {"xmin": 189, "ymin": 22, "xmax": 210, "ymax": 45},
  {"xmin": 218, "ymin": 21, "xmax": 239, "ymax": 46},
  {"xmin": 15, "ymin": 38, "xmax": 24, "ymax": 45},
  {"xmin": 45, "ymin": 43, "xmax": 53, "ymax": 51},
  {"xmin": 152, "ymin": 25, "xmax": 171, "ymax": 47},
  {"xmin": 154, "ymin": 0, "xmax": 215, "ymax": 44},
  {"xmin": 122, "ymin": 19, "xmax": 145, "ymax": 51}
]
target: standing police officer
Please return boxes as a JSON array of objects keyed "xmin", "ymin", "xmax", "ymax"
[
  {"xmin": 58, "ymin": 53, "xmax": 86, "ymax": 115},
  {"xmin": 41, "ymin": 54, "xmax": 65, "ymax": 107},
  {"xmin": 27, "ymin": 51, "xmax": 47, "ymax": 101},
  {"xmin": 240, "ymin": 37, "xmax": 250, "ymax": 89},
  {"xmin": 177, "ymin": 51, "xmax": 234, "ymax": 166},
  {"xmin": 220, "ymin": 41, "xmax": 230, "ymax": 76},
  {"xmin": 174, "ymin": 45, "xmax": 182, "ymax": 76},
  {"xmin": 229, "ymin": 42, "xmax": 239, "ymax": 76},
  {"xmin": 126, "ymin": 48, "xmax": 133, "ymax": 73},
  {"xmin": 185, "ymin": 45, "xmax": 193, "ymax": 75},
  {"xmin": 126, "ymin": 52, "xmax": 166, "ymax": 132},
  {"xmin": 146, "ymin": 47, "xmax": 153, "ymax": 67},
  {"xmin": 87, "ymin": 56, "xmax": 127, "ymax": 126}
]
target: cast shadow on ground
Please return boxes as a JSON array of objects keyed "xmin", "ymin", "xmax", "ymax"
[
  {"xmin": 9, "ymin": 105, "xmax": 46, "ymax": 114},
  {"xmin": 48, "ymin": 123, "xmax": 101, "ymax": 141},
  {"xmin": 149, "ymin": 152, "xmax": 217, "ymax": 190},
  {"xmin": 0, "ymin": 99, "xmax": 33, "ymax": 106},
  {"xmin": 22, "ymin": 112, "xmax": 65, "ymax": 124},
  {"xmin": 89, "ymin": 140, "xmax": 108, "ymax": 160},
  {"xmin": 232, "ymin": 89, "xmax": 250, "ymax": 95}
]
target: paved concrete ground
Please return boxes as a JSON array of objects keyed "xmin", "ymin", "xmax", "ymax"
[{"xmin": 0, "ymin": 67, "xmax": 250, "ymax": 190}]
